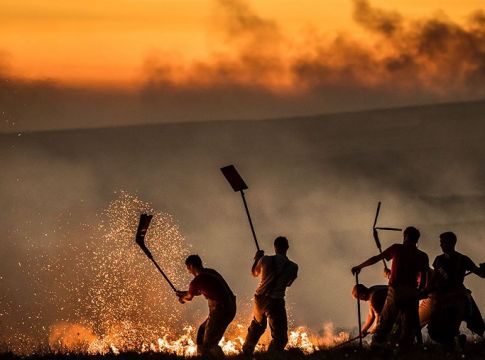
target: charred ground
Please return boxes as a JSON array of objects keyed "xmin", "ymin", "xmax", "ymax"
[{"xmin": 2, "ymin": 342, "xmax": 485, "ymax": 360}]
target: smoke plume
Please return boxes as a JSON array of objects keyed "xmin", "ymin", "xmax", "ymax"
[{"xmin": 2, "ymin": 1, "xmax": 485, "ymax": 132}]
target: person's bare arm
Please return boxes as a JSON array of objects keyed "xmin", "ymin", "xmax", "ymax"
[
  {"xmin": 251, "ymin": 250, "xmax": 264, "ymax": 277},
  {"xmin": 418, "ymin": 270, "xmax": 428, "ymax": 291},
  {"xmin": 361, "ymin": 308, "xmax": 376, "ymax": 335},
  {"xmin": 467, "ymin": 259, "xmax": 485, "ymax": 278},
  {"xmin": 352, "ymin": 254, "xmax": 386, "ymax": 274},
  {"xmin": 352, "ymin": 245, "xmax": 395, "ymax": 275}
]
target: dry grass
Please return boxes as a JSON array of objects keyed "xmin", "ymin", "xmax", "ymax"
[{"xmin": 2, "ymin": 341, "xmax": 485, "ymax": 360}]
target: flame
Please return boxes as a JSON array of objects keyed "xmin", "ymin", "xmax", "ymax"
[
  {"xmin": 288, "ymin": 326, "xmax": 317, "ymax": 354},
  {"xmin": 318, "ymin": 322, "xmax": 350, "ymax": 348},
  {"xmin": 48, "ymin": 321, "xmax": 350, "ymax": 355},
  {"xmin": 48, "ymin": 322, "xmax": 97, "ymax": 353}
]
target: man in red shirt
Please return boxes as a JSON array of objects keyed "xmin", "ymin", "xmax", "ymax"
[
  {"xmin": 352, "ymin": 226, "xmax": 429, "ymax": 347},
  {"xmin": 177, "ymin": 255, "xmax": 236, "ymax": 357}
]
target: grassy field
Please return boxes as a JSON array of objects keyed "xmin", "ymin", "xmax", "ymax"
[{"xmin": 2, "ymin": 342, "xmax": 485, "ymax": 360}]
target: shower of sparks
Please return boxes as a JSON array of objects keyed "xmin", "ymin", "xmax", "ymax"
[
  {"xmin": 0, "ymin": 191, "xmax": 350, "ymax": 355},
  {"xmin": 48, "ymin": 191, "xmax": 192, "ymax": 354}
]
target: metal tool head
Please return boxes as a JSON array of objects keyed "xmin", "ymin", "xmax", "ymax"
[
  {"xmin": 373, "ymin": 202, "xmax": 402, "ymax": 232},
  {"xmin": 374, "ymin": 227, "xmax": 403, "ymax": 232},
  {"xmin": 135, "ymin": 213, "xmax": 153, "ymax": 256},
  {"xmin": 221, "ymin": 165, "xmax": 248, "ymax": 192}
]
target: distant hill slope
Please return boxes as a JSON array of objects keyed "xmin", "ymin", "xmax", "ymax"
[{"xmin": 1, "ymin": 99, "xmax": 485, "ymax": 330}]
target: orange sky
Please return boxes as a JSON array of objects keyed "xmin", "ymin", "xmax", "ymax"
[{"xmin": 0, "ymin": 0, "xmax": 482, "ymax": 86}]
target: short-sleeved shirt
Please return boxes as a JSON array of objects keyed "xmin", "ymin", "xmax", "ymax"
[
  {"xmin": 382, "ymin": 243, "xmax": 429, "ymax": 288},
  {"xmin": 188, "ymin": 268, "xmax": 235, "ymax": 304},
  {"xmin": 368, "ymin": 285, "xmax": 388, "ymax": 314},
  {"xmin": 254, "ymin": 254, "xmax": 298, "ymax": 299},
  {"xmin": 433, "ymin": 252, "xmax": 476, "ymax": 290}
]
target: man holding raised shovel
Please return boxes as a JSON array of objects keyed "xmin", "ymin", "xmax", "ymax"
[
  {"xmin": 220, "ymin": 165, "xmax": 298, "ymax": 356},
  {"xmin": 243, "ymin": 236, "xmax": 298, "ymax": 356}
]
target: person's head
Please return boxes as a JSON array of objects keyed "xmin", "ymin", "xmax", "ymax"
[
  {"xmin": 274, "ymin": 236, "xmax": 289, "ymax": 254},
  {"xmin": 352, "ymin": 284, "xmax": 370, "ymax": 301},
  {"xmin": 403, "ymin": 226, "xmax": 420, "ymax": 245},
  {"xmin": 185, "ymin": 254, "xmax": 203, "ymax": 276},
  {"xmin": 439, "ymin": 231, "xmax": 457, "ymax": 254}
]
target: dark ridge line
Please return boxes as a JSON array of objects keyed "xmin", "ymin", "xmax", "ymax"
[{"xmin": 1, "ymin": 97, "xmax": 485, "ymax": 136}]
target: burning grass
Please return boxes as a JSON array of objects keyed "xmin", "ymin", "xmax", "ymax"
[{"xmin": 2, "ymin": 341, "xmax": 485, "ymax": 360}]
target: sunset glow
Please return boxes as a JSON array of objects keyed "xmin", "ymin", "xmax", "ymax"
[{"xmin": 0, "ymin": 0, "xmax": 482, "ymax": 86}]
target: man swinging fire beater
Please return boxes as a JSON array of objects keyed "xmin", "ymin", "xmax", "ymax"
[
  {"xmin": 177, "ymin": 255, "xmax": 236, "ymax": 357},
  {"xmin": 242, "ymin": 236, "xmax": 298, "ymax": 355},
  {"xmin": 352, "ymin": 226, "xmax": 429, "ymax": 347}
]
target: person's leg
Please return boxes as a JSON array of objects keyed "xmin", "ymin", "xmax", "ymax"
[
  {"xmin": 428, "ymin": 291, "xmax": 464, "ymax": 346},
  {"xmin": 373, "ymin": 286, "xmax": 398, "ymax": 345},
  {"xmin": 202, "ymin": 302, "xmax": 237, "ymax": 358},
  {"xmin": 196, "ymin": 319, "xmax": 208, "ymax": 355},
  {"xmin": 428, "ymin": 294, "xmax": 450, "ymax": 345},
  {"xmin": 419, "ymin": 297, "xmax": 432, "ymax": 328},
  {"xmin": 267, "ymin": 298, "xmax": 288, "ymax": 353},
  {"xmin": 399, "ymin": 293, "xmax": 419, "ymax": 346},
  {"xmin": 449, "ymin": 291, "xmax": 466, "ymax": 347},
  {"xmin": 243, "ymin": 296, "xmax": 268, "ymax": 355}
]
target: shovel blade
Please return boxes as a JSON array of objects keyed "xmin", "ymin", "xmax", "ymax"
[
  {"xmin": 135, "ymin": 213, "xmax": 153, "ymax": 248},
  {"xmin": 221, "ymin": 165, "xmax": 248, "ymax": 192}
]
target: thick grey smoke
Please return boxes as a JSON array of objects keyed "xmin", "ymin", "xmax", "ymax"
[
  {"xmin": 2, "ymin": 0, "xmax": 485, "ymax": 132},
  {"xmin": 1, "ymin": 100, "xmax": 485, "ymax": 352}
]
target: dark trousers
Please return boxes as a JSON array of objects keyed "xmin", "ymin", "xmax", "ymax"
[
  {"xmin": 196, "ymin": 299, "xmax": 236, "ymax": 357},
  {"xmin": 373, "ymin": 285, "xmax": 420, "ymax": 346},
  {"xmin": 243, "ymin": 295, "xmax": 288, "ymax": 354},
  {"xmin": 428, "ymin": 287, "xmax": 466, "ymax": 345}
]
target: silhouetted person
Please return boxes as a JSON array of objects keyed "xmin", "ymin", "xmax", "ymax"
[
  {"xmin": 177, "ymin": 255, "xmax": 236, "ymax": 358},
  {"xmin": 352, "ymin": 284, "xmax": 388, "ymax": 336},
  {"xmin": 242, "ymin": 236, "xmax": 298, "ymax": 355},
  {"xmin": 352, "ymin": 226, "xmax": 429, "ymax": 347},
  {"xmin": 426, "ymin": 232, "xmax": 485, "ymax": 347}
]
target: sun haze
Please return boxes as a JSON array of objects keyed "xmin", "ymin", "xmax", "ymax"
[{"xmin": 0, "ymin": 0, "xmax": 480, "ymax": 86}]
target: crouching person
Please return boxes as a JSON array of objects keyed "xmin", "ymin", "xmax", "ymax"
[
  {"xmin": 177, "ymin": 255, "xmax": 236, "ymax": 358},
  {"xmin": 352, "ymin": 284, "xmax": 388, "ymax": 336}
]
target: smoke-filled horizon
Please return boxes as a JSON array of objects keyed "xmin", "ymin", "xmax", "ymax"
[
  {"xmin": 1, "ymin": 101, "xmax": 485, "ymax": 353},
  {"xmin": 2, "ymin": 0, "xmax": 485, "ymax": 132}
]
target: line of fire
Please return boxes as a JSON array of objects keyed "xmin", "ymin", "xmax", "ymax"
[{"xmin": 2, "ymin": 162, "xmax": 484, "ymax": 359}]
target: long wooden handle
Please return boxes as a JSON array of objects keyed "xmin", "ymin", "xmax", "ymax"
[
  {"xmin": 241, "ymin": 190, "xmax": 260, "ymax": 251},
  {"xmin": 355, "ymin": 273, "xmax": 363, "ymax": 350}
]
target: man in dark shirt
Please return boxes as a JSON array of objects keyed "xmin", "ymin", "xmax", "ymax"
[
  {"xmin": 426, "ymin": 232, "xmax": 485, "ymax": 346},
  {"xmin": 176, "ymin": 255, "xmax": 236, "ymax": 357},
  {"xmin": 243, "ymin": 236, "xmax": 298, "ymax": 356},
  {"xmin": 352, "ymin": 226, "xmax": 429, "ymax": 347},
  {"xmin": 352, "ymin": 284, "xmax": 388, "ymax": 336}
]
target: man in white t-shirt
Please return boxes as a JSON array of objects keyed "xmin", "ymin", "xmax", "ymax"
[{"xmin": 242, "ymin": 236, "xmax": 298, "ymax": 355}]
